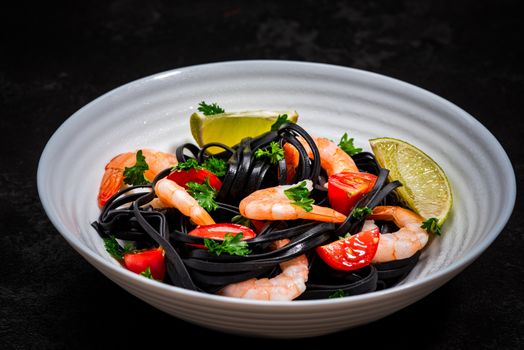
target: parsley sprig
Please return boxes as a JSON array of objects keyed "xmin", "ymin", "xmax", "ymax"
[
  {"xmin": 202, "ymin": 157, "xmax": 227, "ymax": 177},
  {"xmin": 270, "ymin": 114, "xmax": 289, "ymax": 131},
  {"xmin": 421, "ymin": 217, "xmax": 442, "ymax": 235},
  {"xmin": 198, "ymin": 101, "xmax": 225, "ymax": 115},
  {"xmin": 329, "ymin": 289, "xmax": 349, "ymax": 298},
  {"xmin": 103, "ymin": 237, "xmax": 160, "ymax": 280},
  {"xmin": 103, "ymin": 236, "xmax": 134, "ymax": 260},
  {"xmin": 173, "ymin": 158, "xmax": 199, "ymax": 171},
  {"xmin": 352, "ymin": 207, "xmax": 372, "ymax": 219},
  {"xmin": 140, "ymin": 267, "xmax": 154, "ymax": 279},
  {"xmin": 255, "ymin": 141, "xmax": 284, "ymax": 164},
  {"xmin": 284, "ymin": 181, "xmax": 314, "ymax": 212},
  {"xmin": 172, "ymin": 157, "xmax": 227, "ymax": 177},
  {"xmin": 123, "ymin": 150, "xmax": 149, "ymax": 185},
  {"xmin": 186, "ymin": 179, "xmax": 218, "ymax": 211},
  {"xmin": 204, "ymin": 233, "xmax": 251, "ymax": 256},
  {"xmin": 338, "ymin": 132, "xmax": 363, "ymax": 156}
]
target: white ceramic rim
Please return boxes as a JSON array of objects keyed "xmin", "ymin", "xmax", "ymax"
[{"xmin": 37, "ymin": 60, "xmax": 516, "ymax": 309}]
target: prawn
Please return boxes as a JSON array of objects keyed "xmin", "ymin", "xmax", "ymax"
[
  {"xmin": 154, "ymin": 178, "xmax": 215, "ymax": 226},
  {"xmin": 218, "ymin": 239, "xmax": 308, "ymax": 300},
  {"xmin": 98, "ymin": 149, "xmax": 178, "ymax": 207},
  {"xmin": 369, "ymin": 206, "xmax": 429, "ymax": 263},
  {"xmin": 283, "ymin": 136, "xmax": 358, "ymax": 180},
  {"xmin": 239, "ymin": 180, "xmax": 346, "ymax": 223}
]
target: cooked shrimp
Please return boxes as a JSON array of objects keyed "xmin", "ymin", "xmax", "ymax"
[
  {"xmin": 219, "ymin": 239, "xmax": 309, "ymax": 300},
  {"xmin": 154, "ymin": 178, "xmax": 215, "ymax": 226},
  {"xmin": 98, "ymin": 149, "xmax": 178, "ymax": 207},
  {"xmin": 283, "ymin": 142, "xmax": 300, "ymax": 182},
  {"xmin": 239, "ymin": 180, "xmax": 346, "ymax": 223},
  {"xmin": 362, "ymin": 219, "xmax": 378, "ymax": 232},
  {"xmin": 369, "ymin": 206, "xmax": 429, "ymax": 263},
  {"xmin": 283, "ymin": 136, "xmax": 358, "ymax": 180}
]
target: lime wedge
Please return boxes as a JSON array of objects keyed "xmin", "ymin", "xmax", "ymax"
[
  {"xmin": 190, "ymin": 110, "xmax": 298, "ymax": 154},
  {"xmin": 369, "ymin": 137, "xmax": 452, "ymax": 226}
]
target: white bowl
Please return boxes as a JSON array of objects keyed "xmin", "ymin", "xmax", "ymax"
[{"xmin": 37, "ymin": 60, "xmax": 516, "ymax": 338}]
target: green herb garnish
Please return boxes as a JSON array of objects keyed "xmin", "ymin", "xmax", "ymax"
[
  {"xmin": 172, "ymin": 158, "xmax": 199, "ymax": 171},
  {"xmin": 255, "ymin": 141, "xmax": 284, "ymax": 164},
  {"xmin": 123, "ymin": 150, "xmax": 149, "ymax": 185},
  {"xmin": 284, "ymin": 181, "xmax": 314, "ymax": 212},
  {"xmin": 140, "ymin": 267, "xmax": 154, "ymax": 279},
  {"xmin": 103, "ymin": 236, "xmax": 124, "ymax": 260},
  {"xmin": 338, "ymin": 132, "xmax": 363, "ymax": 156},
  {"xmin": 338, "ymin": 232, "xmax": 351, "ymax": 240},
  {"xmin": 103, "ymin": 236, "xmax": 134, "ymax": 260},
  {"xmin": 329, "ymin": 289, "xmax": 348, "ymax": 298},
  {"xmin": 231, "ymin": 214, "xmax": 251, "ymax": 227},
  {"xmin": 186, "ymin": 179, "xmax": 218, "ymax": 211},
  {"xmin": 421, "ymin": 217, "xmax": 441, "ymax": 236},
  {"xmin": 270, "ymin": 114, "xmax": 289, "ymax": 131},
  {"xmin": 172, "ymin": 157, "xmax": 227, "ymax": 177},
  {"xmin": 198, "ymin": 101, "xmax": 225, "ymax": 115},
  {"xmin": 202, "ymin": 157, "xmax": 227, "ymax": 177},
  {"xmin": 352, "ymin": 207, "xmax": 372, "ymax": 219},
  {"xmin": 204, "ymin": 233, "xmax": 251, "ymax": 256}
]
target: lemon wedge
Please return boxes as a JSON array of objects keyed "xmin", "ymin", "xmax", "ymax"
[
  {"xmin": 190, "ymin": 110, "xmax": 298, "ymax": 154},
  {"xmin": 369, "ymin": 137, "xmax": 452, "ymax": 226}
]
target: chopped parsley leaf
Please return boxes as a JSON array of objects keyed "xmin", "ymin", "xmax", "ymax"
[
  {"xmin": 352, "ymin": 207, "xmax": 372, "ymax": 219},
  {"xmin": 186, "ymin": 179, "xmax": 218, "ymax": 211},
  {"xmin": 198, "ymin": 101, "xmax": 225, "ymax": 115},
  {"xmin": 123, "ymin": 150, "xmax": 149, "ymax": 185},
  {"xmin": 338, "ymin": 132, "xmax": 363, "ymax": 156},
  {"xmin": 270, "ymin": 114, "xmax": 289, "ymax": 131},
  {"xmin": 204, "ymin": 233, "xmax": 251, "ymax": 256},
  {"xmin": 421, "ymin": 217, "xmax": 442, "ymax": 235},
  {"xmin": 284, "ymin": 181, "xmax": 314, "ymax": 212},
  {"xmin": 255, "ymin": 141, "xmax": 284, "ymax": 164}
]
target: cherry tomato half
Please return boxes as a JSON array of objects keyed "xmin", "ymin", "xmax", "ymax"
[
  {"xmin": 124, "ymin": 247, "xmax": 166, "ymax": 280},
  {"xmin": 316, "ymin": 227, "xmax": 380, "ymax": 271},
  {"xmin": 188, "ymin": 223, "xmax": 256, "ymax": 240},
  {"xmin": 167, "ymin": 168, "xmax": 222, "ymax": 190},
  {"xmin": 250, "ymin": 220, "xmax": 268, "ymax": 234},
  {"xmin": 328, "ymin": 172, "xmax": 377, "ymax": 215}
]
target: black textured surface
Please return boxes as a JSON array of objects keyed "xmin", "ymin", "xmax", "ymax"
[{"xmin": 1, "ymin": 1, "xmax": 523, "ymax": 349}]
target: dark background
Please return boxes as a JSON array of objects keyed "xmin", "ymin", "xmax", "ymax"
[{"xmin": 1, "ymin": 0, "xmax": 523, "ymax": 349}]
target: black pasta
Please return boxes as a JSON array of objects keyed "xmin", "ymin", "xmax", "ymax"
[{"xmin": 92, "ymin": 122, "xmax": 420, "ymax": 299}]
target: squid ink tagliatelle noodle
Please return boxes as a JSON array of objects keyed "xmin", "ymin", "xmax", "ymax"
[{"xmin": 92, "ymin": 122, "xmax": 422, "ymax": 300}]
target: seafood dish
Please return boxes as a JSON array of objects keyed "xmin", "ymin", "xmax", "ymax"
[{"xmin": 92, "ymin": 107, "xmax": 446, "ymax": 301}]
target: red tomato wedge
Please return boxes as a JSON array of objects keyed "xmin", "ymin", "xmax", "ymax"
[
  {"xmin": 124, "ymin": 247, "xmax": 166, "ymax": 280},
  {"xmin": 250, "ymin": 220, "xmax": 268, "ymax": 233},
  {"xmin": 188, "ymin": 223, "xmax": 256, "ymax": 240},
  {"xmin": 316, "ymin": 227, "xmax": 380, "ymax": 271},
  {"xmin": 328, "ymin": 172, "xmax": 377, "ymax": 215},
  {"xmin": 167, "ymin": 168, "xmax": 222, "ymax": 190}
]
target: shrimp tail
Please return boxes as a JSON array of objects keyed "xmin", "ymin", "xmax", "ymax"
[
  {"xmin": 98, "ymin": 168, "xmax": 124, "ymax": 207},
  {"xmin": 369, "ymin": 206, "xmax": 424, "ymax": 227},
  {"xmin": 188, "ymin": 205, "xmax": 216, "ymax": 226},
  {"xmin": 367, "ymin": 206, "xmax": 395, "ymax": 220},
  {"xmin": 302, "ymin": 205, "xmax": 347, "ymax": 223}
]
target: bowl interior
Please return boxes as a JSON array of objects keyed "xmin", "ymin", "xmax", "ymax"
[{"xmin": 38, "ymin": 61, "xmax": 515, "ymax": 309}]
